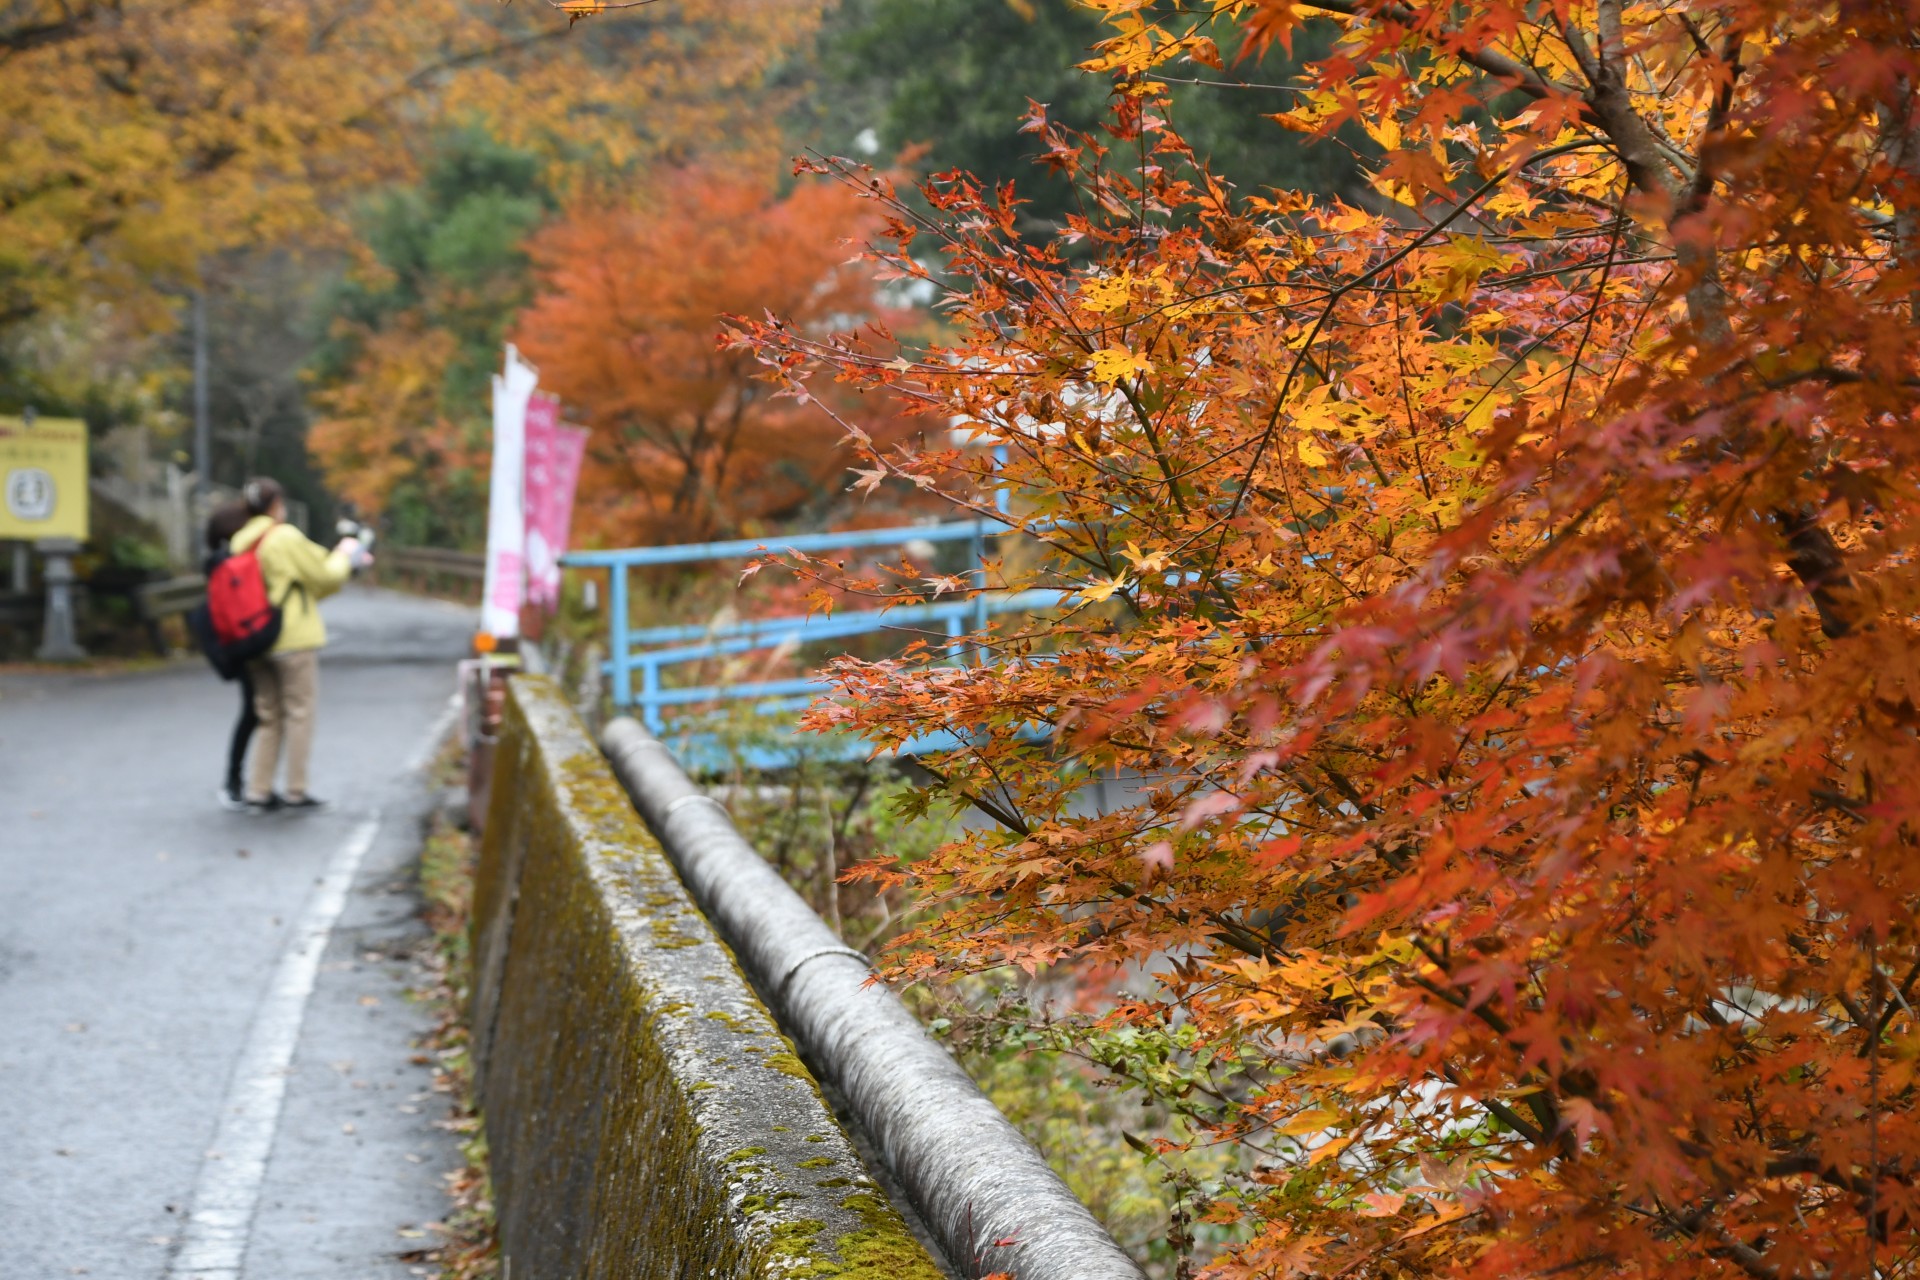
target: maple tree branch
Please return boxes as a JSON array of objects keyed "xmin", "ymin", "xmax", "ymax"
[
  {"xmin": 398, "ymin": 28, "xmax": 578, "ymax": 92},
  {"xmin": 529, "ymin": 0, "xmax": 663, "ymax": 26},
  {"xmin": 1437, "ymin": 1062, "xmax": 1550, "ymax": 1147},
  {"xmin": 1699, "ymin": 1223, "xmax": 1793, "ymax": 1280},
  {"xmin": 1551, "ymin": 206, "xmax": 1630, "ymax": 442},
  {"xmin": 1115, "ymin": 380, "xmax": 1190, "ymax": 516},
  {"xmin": 1778, "ymin": 508, "xmax": 1855, "ymax": 640},
  {"xmin": 1149, "ymin": 73, "xmax": 1293, "ymax": 94},
  {"xmin": 1193, "ymin": 139, "xmax": 1609, "ymax": 578},
  {"xmin": 1564, "ymin": 1, "xmax": 1687, "ymax": 204},
  {"xmin": 1296, "ymin": 0, "xmax": 1572, "ymax": 102},
  {"xmin": 1685, "ymin": 30, "xmax": 1746, "ymax": 214},
  {"xmin": 1408, "ymin": 937, "xmax": 1572, "ymax": 1147},
  {"xmin": 909, "ymin": 761, "xmax": 1032, "ymax": 837},
  {"xmin": 1762, "ymin": 1153, "xmax": 1878, "ymax": 1201},
  {"xmin": 1864, "ymin": 954, "xmax": 1920, "ymax": 1055}
]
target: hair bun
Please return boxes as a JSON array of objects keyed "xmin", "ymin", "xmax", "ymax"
[{"xmin": 243, "ymin": 476, "xmax": 283, "ymax": 515}]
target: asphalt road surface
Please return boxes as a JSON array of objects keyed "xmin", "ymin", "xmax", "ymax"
[{"xmin": 1, "ymin": 585, "xmax": 476, "ymax": 1278}]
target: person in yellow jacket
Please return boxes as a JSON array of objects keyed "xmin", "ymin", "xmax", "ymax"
[{"xmin": 231, "ymin": 477, "xmax": 366, "ymax": 813}]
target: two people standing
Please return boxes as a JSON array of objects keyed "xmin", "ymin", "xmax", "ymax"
[{"xmin": 202, "ymin": 478, "xmax": 367, "ymax": 813}]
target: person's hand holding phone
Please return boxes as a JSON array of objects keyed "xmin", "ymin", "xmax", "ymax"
[{"xmin": 335, "ymin": 536, "xmax": 374, "ymax": 571}]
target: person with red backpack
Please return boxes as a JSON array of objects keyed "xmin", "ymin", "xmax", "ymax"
[{"xmin": 216, "ymin": 477, "xmax": 366, "ymax": 813}]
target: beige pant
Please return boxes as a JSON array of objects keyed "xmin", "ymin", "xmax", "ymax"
[{"xmin": 246, "ymin": 648, "xmax": 320, "ymax": 802}]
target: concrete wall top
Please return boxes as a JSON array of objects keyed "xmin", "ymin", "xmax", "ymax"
[{"xmin": 468, "ymin": 674, "xmax": 945, "ymax": 1278}]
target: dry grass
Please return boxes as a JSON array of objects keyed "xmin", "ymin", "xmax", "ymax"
[{"xmin": 396, "ymin": 746, "xmax": 500, "ymax": 1279}]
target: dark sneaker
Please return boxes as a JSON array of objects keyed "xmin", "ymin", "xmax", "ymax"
[
  {"xmin": 244, "ymin": 794, "xmax": 285, "ymax": 815},
  {"xmin": 217, "ymin": 787, "xmax": 249, "ymax": 813},
  {"xmin": 280, "ymin": 795, "xmax": 333, "ymax": 814}
]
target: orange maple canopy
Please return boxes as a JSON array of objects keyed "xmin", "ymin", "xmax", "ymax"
[
  {"xmin": 516, "ymin": 167, "xmax": 918, "ymax": 551},
  {"xmin": 731, "ymin": 1, "xmax": 1920, "ymax": 1276}
]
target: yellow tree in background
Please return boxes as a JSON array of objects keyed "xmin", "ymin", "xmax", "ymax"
[
  {"xmin": 0, "ymin": 0, "xmax": 819, "ymax": 330},
  {"xmin": 306, "ymin": 316, "xmax": 465, "ymax": 518}
]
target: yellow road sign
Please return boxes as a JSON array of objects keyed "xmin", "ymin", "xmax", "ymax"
[{"xmin": 0, "ymin": 416, "xmax": 89, "ymax": 542}]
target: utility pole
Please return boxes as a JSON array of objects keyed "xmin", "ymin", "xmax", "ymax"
[{"xmin": 192, "ymin": 286, "xmax": 210, "ymax": 502}]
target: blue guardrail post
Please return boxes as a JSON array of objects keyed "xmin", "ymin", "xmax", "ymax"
[
  {"xmin": 609, "ymin": 564, "xmax": 631, "ymax": 708},
  {"xmin": 564, "ymin": 520, "xmax": 1067, "ymax": 759}
]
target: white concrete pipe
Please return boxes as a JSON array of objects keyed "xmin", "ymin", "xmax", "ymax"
[{"xmin": 601, "ymin": 718, "xmax": 1146, "ymax": 1280}]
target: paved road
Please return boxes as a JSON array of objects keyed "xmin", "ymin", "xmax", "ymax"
[{"xmin": 0, "ymin": 586, "xmax": 475, "ymax": 1278}]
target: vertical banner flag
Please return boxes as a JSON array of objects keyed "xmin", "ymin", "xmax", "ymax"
[
  {"xmin": 522, "ymin": 392, "xmax": 588, "ymax": 612},
  {"xmin": 481, "ymin": 344, "xmax": 538, "ymax": 639}
]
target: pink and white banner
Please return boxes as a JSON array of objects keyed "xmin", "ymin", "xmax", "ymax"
[
  {"xmin": 481, "ymin": 344, "xmax": 538, "ymax": 639},
  {"xmin": 522, "ymin": 392, "xmax": 588, "ymax": 613}
]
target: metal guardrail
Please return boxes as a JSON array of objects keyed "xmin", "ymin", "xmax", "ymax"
[
  {"xmin": 386, "ymin": 546, "xmax": 486, "ymax": 580},
  {"xmin": 2, "ymin": 579, "xmax": 196, "ymax": 655},
  {"xmin": 131, "ymin": 574, "xmax": 208, "ymax": 656},
  {"xmin": 562, "ymin": 521, "xmax": 1070, "ymax": 744},
  {"xmin": 0, "ymin": 590, "xmax": 42, "ymax": 628},
  {"xmin": 132, "ymin": 575, "xmax": 207, "ymax": 618}
]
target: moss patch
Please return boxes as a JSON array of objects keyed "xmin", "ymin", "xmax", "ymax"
[{"xmin": 764, "ymin": 1052, "xmax": 814, "ymax": 1082}]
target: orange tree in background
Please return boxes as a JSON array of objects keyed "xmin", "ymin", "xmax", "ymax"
[
  {"xmin": 735, "ymin": 0, "xmax": 1920, "ymax": 1275},
  {"xmin": 517, "ymin": 167, "xmax": 905, "ymax": 548},
  {"xmin": 295, "ymin": 0, "xmax": 819, "ymax": 544}
]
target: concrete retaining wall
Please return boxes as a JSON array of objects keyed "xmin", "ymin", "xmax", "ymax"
[{"xmin": 468, "ymin": 675, "xmax": 945, "ymax": 1279}]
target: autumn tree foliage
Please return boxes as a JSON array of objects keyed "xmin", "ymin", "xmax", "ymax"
[
  {"xmin": 735, "ymin": 0, "xmax": 1920, "ymax": 1275},
  {"xmin": 0, "ymin": 0, "xmax": 815, "ymax": 331},
  {"xmin": 517, "ymin": 168, "xmax": 901, "ymax": 547},
  {"xmin": 308, "ymin": 313, "xmax": 475, "ymax": 525},
  {"xmin": 305, "ymin": 129, "xmax": 556, "ymax": 545}
]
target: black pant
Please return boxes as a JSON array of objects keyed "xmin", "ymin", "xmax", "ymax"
[{"xmin": 226, "ymin": 666, "xmax": 260, "ymax": 796}]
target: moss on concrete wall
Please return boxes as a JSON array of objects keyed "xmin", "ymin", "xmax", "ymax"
[{"xmin": 469, "ymin": 676, "xmax": 946, "ymax": 1279}]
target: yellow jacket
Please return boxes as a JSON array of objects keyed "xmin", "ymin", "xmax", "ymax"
[{"xmin": 231, "ymin": 515, "xmax": 352, "ymax": 653}]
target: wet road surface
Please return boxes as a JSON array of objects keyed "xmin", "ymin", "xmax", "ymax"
[{"xmin": 1, "ymin": 586, "xmax": 474, "ymax": 1278}]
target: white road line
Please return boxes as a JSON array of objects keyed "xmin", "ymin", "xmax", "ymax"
[
  {"xmin": 405, "ymin": 693, "xmax": 462, "ymax": 775},
  {"xmin": 168, "ymin": 816, "xmax": 382, "ymax": 1280}
]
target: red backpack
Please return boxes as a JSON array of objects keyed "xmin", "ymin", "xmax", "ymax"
[{"xmin": 205, "ymin": 524, "xmax": 296, "ymax": 661}]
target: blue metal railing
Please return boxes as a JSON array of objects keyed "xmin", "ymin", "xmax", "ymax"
[{"xmin": 561, "ymin": 519, "xmax": 1068, "ymax": 743}]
